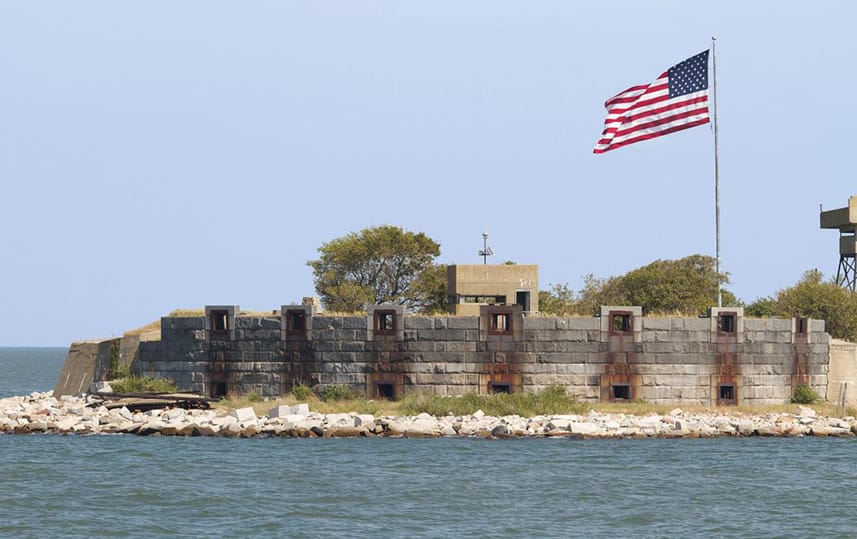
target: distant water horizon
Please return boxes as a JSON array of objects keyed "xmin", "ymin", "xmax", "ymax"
[{"xmin": 0, "ymin": 347, "xmax": 66, "ymax": 398}]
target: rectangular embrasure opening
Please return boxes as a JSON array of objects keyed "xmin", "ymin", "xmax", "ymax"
[
  {"xmin": 210, "ymin": 310, "xmax": 228, "ymax": 331},
  {"xmin": 611, "ymin": 384, "xmax": 630, "ymax": 401},
  {"xmin": 718, "ymin": 313, "xmax": 736, "ymax": 334},
  {"xmin": 489, "ymin": 312, "xmax": 512, "ymax": 334},
  {"xmin": 374, "ymin": 311, "xmax": 396, "ymax": 335},
  {"xmin": 375, "ymin": 383, "xmax": 395, "ymax": 400},
  {"xmin": 211, "ymin": 382, "xmax": 227, "ymax": 398},
  {"xmin": 610, "ymin": 312, "xmax": 632, "ymax": 334},
  {"xmin": 287, "ymin": 310, "xmax": 306, "ymax": 332},
  {"xmin": 719, "ymin": 384, "xmax": 736, "ymax": 404},
  {"xmin": 489, "ymin": 382, "xmax": 512, "ymax": 394}
]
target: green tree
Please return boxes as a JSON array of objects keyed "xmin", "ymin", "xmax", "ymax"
[
  {"xmin": 409, "ymin": 263, "xmax": 449, "ymax": 314},
  {"xmin": 607, "ymin": 254, "xmax": 733, "ymax": 315},
  {"xmin": 747, "ymin": 270, "xmax": 857, "ymax": 342},
  {"xmin": 539, "ymin": 283, "xmax": 577, "ymax": 315},
  {"xmin": 538, "ymin": 255, "xmax": 735, "ymax": 316},
  {"xmin": 308, "ymin": 225, "xmax": 442, "ymax": 312}
]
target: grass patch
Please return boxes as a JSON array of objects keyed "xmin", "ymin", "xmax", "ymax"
[
  {"xmin": 212, "ymin": 385, "xmax": 842, "ymax": 419},
  {"xmin": 320, "ymin": 384, "xmax": 363, "ymax": 402},
  {"xmin": 168, "ymin": 308, "xmax": 205, "ymax": 317},
  {"xmin": 110, "ymin": 376, "xmax": 178, "ymax": 394},
  {"xmin": 399, "ymin": 386, "xmax": 586, "ymax": 417},
  {"xmin": 123, "ymin": 319, "xmax": 162, "ymax": 337}
]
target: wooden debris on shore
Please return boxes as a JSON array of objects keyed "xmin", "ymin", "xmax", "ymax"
[{"xmin": 88, "ymin": 392, "xmax": 213, "ymax": 412}]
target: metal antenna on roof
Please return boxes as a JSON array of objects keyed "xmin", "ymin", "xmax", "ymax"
[{"xmin": 479, "ymin": 227, "xmax": 494, "ymax": 265}]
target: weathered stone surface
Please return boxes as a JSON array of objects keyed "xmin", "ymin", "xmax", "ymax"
[
  {"xmin": 229, "ymin": 407, "xmax": 257, "ymax": 423},
  {"xmin": 354, "ymin": 414, "xmax": 375, "ymax": 427}
]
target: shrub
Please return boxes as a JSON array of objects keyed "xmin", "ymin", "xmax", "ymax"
[
  {"xmin": 320, "ymin": 384, "xmax": 362, "ymax": 402},
  {"xmin": 110, "ymin": 376, "xmax": 178, "ymax": 394},
  {"xmin": 791, "ymin": 385, "xmax": 822, "ymax": 404},
  {"xmin": 245, "ymin": 391, "xmax": 262, "ymax": 402},
  {"xmin": 290, "ymin": 384, "xmax": 312, "ymax": 401}
]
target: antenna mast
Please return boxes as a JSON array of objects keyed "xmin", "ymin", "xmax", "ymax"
[{"xmin": 479, "ymin": 228, "xmax": 494, "ymax": 265}]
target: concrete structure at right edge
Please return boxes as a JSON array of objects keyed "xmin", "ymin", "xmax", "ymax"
[{"xmin": 821, "ymin": 194, "xmax": 857, "ymax": 291}]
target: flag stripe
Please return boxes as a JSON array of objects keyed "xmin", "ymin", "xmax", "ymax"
[
  {"xmin": 596, "ymin": 107, "xmax": 710, "ymax": 149},
  {"xmin": 594, "ymin": 118, "xmax": 711, "ymax": 153},
  {"xmin": 594, "ymin": 51, "xmax": 710, "ymax": 154},
  {"xmin": 603, "ymin": 92, "xmax": 708, "ymax": 128},
  {"xmin": 598, "ymin": 93, "xmax": 709, "ymax": 139}
]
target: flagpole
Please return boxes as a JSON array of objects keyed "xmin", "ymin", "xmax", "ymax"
[{"xmin": 712, "ymin": 35, "xmax": 722, "ymax": 307}]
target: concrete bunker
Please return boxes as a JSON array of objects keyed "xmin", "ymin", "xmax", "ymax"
[{"xmin": 447, "ymin": 264, "xmax": 538, "ymax": 316}]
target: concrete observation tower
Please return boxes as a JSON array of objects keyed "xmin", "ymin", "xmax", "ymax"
[{"xmin": 820, "ymin": 195, "xmax": 857, "ymax": 291}]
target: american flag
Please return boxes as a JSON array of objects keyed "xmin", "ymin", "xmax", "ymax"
[{"xmin": 593, "ymin": 50, "xmax": 710, "ymax": 154}]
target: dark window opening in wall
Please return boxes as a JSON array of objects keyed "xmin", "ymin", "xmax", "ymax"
[
  {"xmin": 374, "ymin": 310, "xmax": 396, "ymax": 335},
  {"xmin": 611, "ymin": 313, "xmax": 632, "ymax": 334},
  {"xmin": 375, "ymin": 383, "xmax": 395, "ymax": 400},
  {"xmin": 463, "ymin": 295, "xmax": 507, "ymax": 304},
  {"xmin": 719, "ymin": 313, "xmax": 736, "ymax": 333},
  {"xmin": 516, "ymin": 291, "xmax": 531, "ymax": 312},
  {"xmin": 211, "ymin": 382, "xmax": 227, "ymax": 398},
  {"xmin": 796, "ymin": 317, "xmax": 807, "ymax": 334},
  {"xmin": 611, "ymin": 384, "xmax": 630, "ymax": 400},
  {"xmin": 287, "ymin": 310, "xmax": 306, "ymax": 333},
  {"xmin": 719, "ymin": 384, "xmax": 736, "ymax": 404},
  {"xmin": 210, "ymin": 310, "xmax": 229, "ymax": 331},
  {"xmin": 489, "ymin": 312, "xmax": 513, "ymax": 334},
  {"xmin": 489, "ymin": 382, "xmax": 512, "ymax": 394}
]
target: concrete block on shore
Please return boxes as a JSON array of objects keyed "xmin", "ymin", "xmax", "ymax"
[
  {"xmin": 229, "ymin": 407, "xmax": 257, "ymax": 423},
  {"xmin": 268, "ymin": 406, "xmax": 289, "ymax": 419}
]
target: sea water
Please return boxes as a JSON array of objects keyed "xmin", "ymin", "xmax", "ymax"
[{"xmin": 2, "ymin": 347, "xmax": 857, "ymax": 538}]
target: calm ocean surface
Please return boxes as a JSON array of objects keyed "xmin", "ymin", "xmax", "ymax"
[{"xmin": 2, "ymin": 347, "xmax": 857, "ymax": 538}]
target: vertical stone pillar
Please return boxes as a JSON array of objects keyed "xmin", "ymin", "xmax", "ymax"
[
  {"xmin": 709, "ymin": 307, "xmax": 744, "ymax": 405},
  {"xmin": 599, "ymin": 306, "xmax": 642, "ymax": 401}
]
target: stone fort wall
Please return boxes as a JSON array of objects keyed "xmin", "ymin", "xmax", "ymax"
[{"xmin": 127, "ymin": 304, "xmax": 829, "ymax": 405}]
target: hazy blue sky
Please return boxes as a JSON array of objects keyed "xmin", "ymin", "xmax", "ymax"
[{"xmin": 2, "ymin": 2, "xmax": 855, "ymax": 346}]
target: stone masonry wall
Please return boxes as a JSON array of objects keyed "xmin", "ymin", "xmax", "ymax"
[{"xmin": 128, "ymin": 307, "xmax": 829, "ymax": 405}]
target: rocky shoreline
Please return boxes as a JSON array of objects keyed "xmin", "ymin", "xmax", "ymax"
[{"xmin": 2, "ymin": 391, "xmax": 856, "ymax": 439}]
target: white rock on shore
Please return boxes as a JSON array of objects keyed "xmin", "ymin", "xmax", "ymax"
[{"xmin": 3, "ymin": 391, "xmax": 857, "ymax": 439}]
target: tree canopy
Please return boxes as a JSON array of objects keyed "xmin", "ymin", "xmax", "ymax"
[
  {"xmin": 307, "ymin": 225, "xmax": 444, "ymax": 312},
  {"xmin": 540, "ymin": 254, "xmax": 735, "ymax": 316},
  {"xmin": 746, "ymin": 270, "xmax": 857, "ymax": 341}
]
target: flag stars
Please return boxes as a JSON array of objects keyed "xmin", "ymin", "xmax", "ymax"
[{"xmin": 669, "ymin": 51, "xmax": 709, "ymax": 98}]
